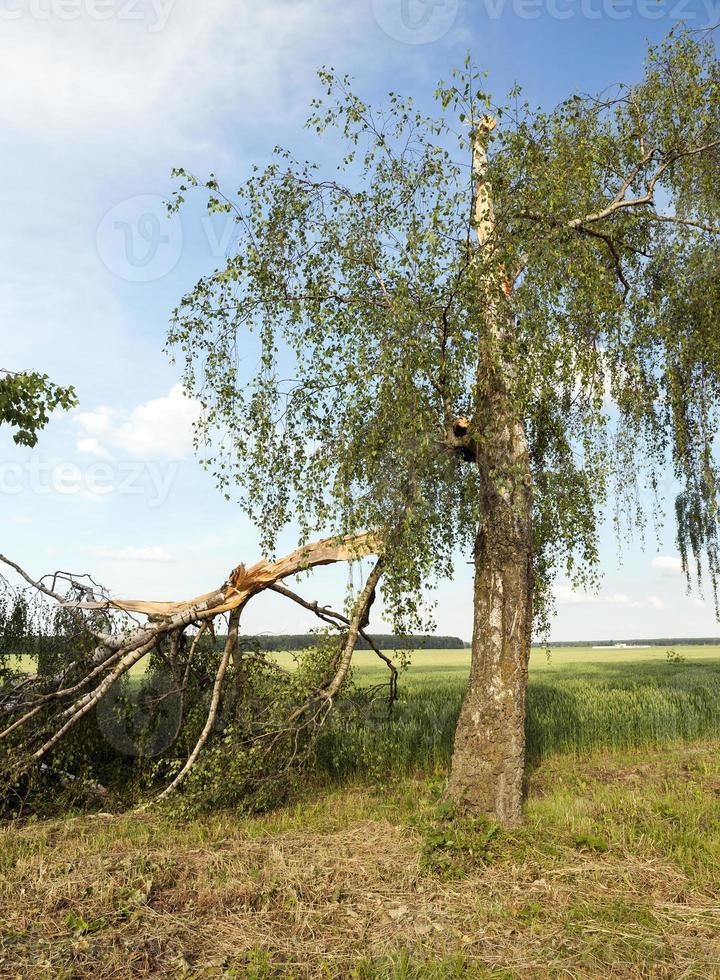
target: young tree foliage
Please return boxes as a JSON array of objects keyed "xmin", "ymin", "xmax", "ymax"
[
  {"xmin": 167, "ymin": 31, "xmax": 719, "ymax": 825},
  {"xmin": 0, "ymin": 370, "xmax": 77, "ymax": 447}
]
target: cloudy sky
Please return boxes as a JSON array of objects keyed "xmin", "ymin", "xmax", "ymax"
[{"xmin": 2, "ymin": 0, "xmax": 719, "ymax": 642}]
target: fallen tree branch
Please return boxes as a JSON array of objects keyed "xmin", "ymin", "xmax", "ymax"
[
  {"xmin": 1, "ymin": 531, "xmax": 386, "ymax": 804},
  {"xmin": 153, "ymin": 606, "xmax": 243, "ymax": 802},
  {"xmin": 74, "ymin": 531, "xmax": 381, "ymax": 619},
  {"xmin": 31, "ymin": 636, "xmax": 160, "ymax": 762}
]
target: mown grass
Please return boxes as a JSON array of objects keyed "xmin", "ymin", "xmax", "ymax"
[{"xmin": 1, "ymin": 742, "xmax": 719, "ymax": 977}]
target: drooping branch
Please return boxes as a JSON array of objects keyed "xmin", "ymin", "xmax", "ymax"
[
  {"xmin": 322, "ymin": 559, "xmax": 384, "ymax": 701},
  {"xmin": 284, "ymin": 558, "xmax": 385, "ymax": 727},
  {"xmin": 514, "ymin": 138, "xmax": 720, "ymax": 297}
]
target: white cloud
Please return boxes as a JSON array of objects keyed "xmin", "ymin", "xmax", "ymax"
[
  {"xmin": 555, "ymin": 586, "xmax": 599, "ymax": 605},
  {"xmin": 555, "ymin": 586, "xmax": 643, "ymax": 609},
  {"xmin": 651, "ymin": 555, "xmax": 683, "ymax": 574},
  {"xmin": 95, "ymin": 545, "xmax": 175, "ymax": 562},
  {"xmin": 77, "ymin": 436, "xmax": 113, "ymax": 459},
  {"xmin": 648, "ymin": 595, "xmax": 665, "ymax": 610},
  {"xmin": 75, "ymin": 384, "xmax": 200, "ymax": 460},
  {"xmin": 607, "ymin": 593, "xmax": 644, "ymax": 609},
  {"xmin": 0, "ymin": 0, "xmax": 362, "ymax": 137}
]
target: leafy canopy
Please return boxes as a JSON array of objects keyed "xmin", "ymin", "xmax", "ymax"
[
  {"xmin": 167, "ymin": 31, "xmax": 720, "ymax": 627},
  {"xmin": 0, "ymin": 370, "xmax": 78, "ymax": 448}
]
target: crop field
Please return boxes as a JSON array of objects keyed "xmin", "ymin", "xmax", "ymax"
[
  {"xmin": 2, "ymin": 645, "xmax": 720, "ymax": 978},
  {"xmin": 312, "ymin": 644, "xmax": 720, "ymax": 783}
]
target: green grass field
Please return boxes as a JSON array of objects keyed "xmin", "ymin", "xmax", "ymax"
[
  {"xmin": 311, "ymin": 644, "xmax": 720, "ymax": 783},
  {"xmin": 275, "ymin": 641, "xmax": 720, "ymax": 684},
  {"xmin": 11, "ymin": 643, "xmax": 720, "ymax": 780}
]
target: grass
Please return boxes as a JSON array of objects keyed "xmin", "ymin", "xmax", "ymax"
[
  {"xmin": 1, "ymin": 742, "xmax": 719, "ymax": 977},
  {"xmin": 3, "ymin": 645, "xmax": 720, "ymax": 977}
]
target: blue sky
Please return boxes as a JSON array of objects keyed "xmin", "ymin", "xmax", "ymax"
[{"xmin": 2, "ymin": 0, "xmax": 719, "ymax": 642}]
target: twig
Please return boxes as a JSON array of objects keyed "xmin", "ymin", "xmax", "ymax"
[{"xmin": 269, "ymin": 582, "xmax": 398, "ymax": 703}]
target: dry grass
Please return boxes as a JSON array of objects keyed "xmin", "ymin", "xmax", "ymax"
[{"xmin": 2, "ymin": 742, "xmax": 720, "ymax": 978}]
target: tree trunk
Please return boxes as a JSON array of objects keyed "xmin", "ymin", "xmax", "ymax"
[
  {"xmin": 448, "ymin": 426, "xmax": 533, "ymax": 828},
  {"xmin": 446, "ymin": 114, "xmax": 534, "ymax": 827}
]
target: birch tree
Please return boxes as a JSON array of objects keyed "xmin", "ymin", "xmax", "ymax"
[{"xmin": 43, "ymin": 30, "xmax": 710, "ymax": 825}]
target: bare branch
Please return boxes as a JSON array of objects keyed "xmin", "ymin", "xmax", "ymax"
[
  {"xmin": 0, "ymin": 554, "xmax": 110, "ymax": 631},
  {"xmin": 640, "ymin": 212, "xmax": 720, "ymax": 235},
  {"xmin": 566, "ymin": 140, "xmax": 720, "ymax": 229},
  {"xmin": 269, "ymin": 581, "xmax": 398, "ymax": 702}
]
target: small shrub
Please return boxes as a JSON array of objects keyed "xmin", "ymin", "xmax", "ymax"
[{"xmin": 573, "ymin": 832, "xmax": 609, "ymax": 853}]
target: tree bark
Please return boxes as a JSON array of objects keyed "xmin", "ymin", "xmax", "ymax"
[{"xmin": 447, "ymin": 418, "xmax": 533, "ymax": 828}]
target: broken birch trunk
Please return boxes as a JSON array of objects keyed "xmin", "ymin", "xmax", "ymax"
[{"xmin": 0, "ymin": 532, "xmax": 390, "ymax": 805}]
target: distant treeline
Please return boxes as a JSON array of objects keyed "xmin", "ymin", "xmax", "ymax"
[
  {"xmin": 231, "ymin": 634, "xmax": 467, "ymax": 651},
  {"xmin": 536, "ymin": 638, "xmax": 720, "ymax": 647}
]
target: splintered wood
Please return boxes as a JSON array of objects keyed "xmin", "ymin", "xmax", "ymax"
[{"xmin": 77, "ymin": 532, "xmax": 382, "ymax": 620}]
